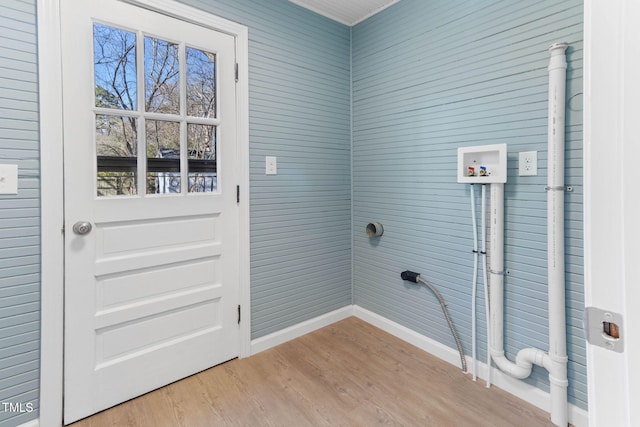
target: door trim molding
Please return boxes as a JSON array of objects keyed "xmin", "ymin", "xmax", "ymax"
[
  {"xmin": 37, "ymin": 1, "xmax": 250, "ymax": 425},
  {"xmin": 584, "ymin": 0, "xmax": 640, "ymax": 424},
  {"xmin": 37, "ymin": 1, "xmax": 64, "ymax": 425}
]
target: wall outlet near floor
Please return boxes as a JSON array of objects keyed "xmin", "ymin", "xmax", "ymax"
[{"xmin": 518, "ymin": 151, "xmax": 537, "ymax": 176}]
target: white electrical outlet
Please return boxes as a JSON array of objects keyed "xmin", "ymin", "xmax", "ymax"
[
  {"xmin": 265, "ymin": 156, "xmax": 277, "ymax": 175},
  {"xmin": 518, "ymin": 151, "xmax": 537, "ymax": 176},
  {"xmin": 0, "ymin": 164, "xmax": 18, "ymax": 194}
]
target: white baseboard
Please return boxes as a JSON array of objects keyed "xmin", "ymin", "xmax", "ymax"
[
  {"xmin": 352, "ymin": 305, "xmax": 589, "ymax": 427},
  {"xmin": 480, "ymin": 363, "xmax": 589, "ymax": 427},
  {"xmin": 17, "ymin": 419, "xmax": 39, "ymax": 427},
  {"xmin": 250, "ymin": 306, "xmax": 353, "ymax": 355},
  {"xmin": 352, "ymin": 305, "xmax": 467, "ymax": 368}
]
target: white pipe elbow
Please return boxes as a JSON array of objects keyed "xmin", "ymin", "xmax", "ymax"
[
  {"xmin": 490, "ymin": 350, "xmax": 531, "ymax": 379},
  {"xmin": 490, "ymin": 347, "xmax": 549, "ymax": 380},
  {"xmin": 516, "ymin": 347, "xmax": 549, "ymax": 371}
]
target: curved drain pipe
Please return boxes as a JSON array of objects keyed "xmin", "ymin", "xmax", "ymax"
[{"xmin": 488, "ymin": 43, "xmax": 569, "ymax": 427}]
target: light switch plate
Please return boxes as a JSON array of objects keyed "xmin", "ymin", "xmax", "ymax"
[
  {"xmin": 265, "ymin": 156, "xmax": 277, "ymax": 175},
  {"xmin": 0, "ymin": 164, "xmax": 18, "ymax": 194},
  {"xmin": 518, "ymin": 151, "xmax": 537, "ymax": 176}
]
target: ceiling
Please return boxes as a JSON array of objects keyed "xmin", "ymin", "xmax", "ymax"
[{"xmin": 288, "ymin": 0, "xmax": 400, "ymax": 26}]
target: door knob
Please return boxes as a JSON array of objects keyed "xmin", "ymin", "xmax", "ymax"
[{"xmin": 72, "ymin": 221, "xmax": 92, "ymax": 235}]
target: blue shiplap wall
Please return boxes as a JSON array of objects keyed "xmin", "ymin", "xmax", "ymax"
[
  {"xmin": 352, "ymin": 0, "xmax": 585, "ymax": 410},
  {"xmin": 150, "ymin": 0, "xmax": 354, "ymax": 339},
  {"xmin": 0, "ymin": 0, "xmax": 41, "ymax": 426}
]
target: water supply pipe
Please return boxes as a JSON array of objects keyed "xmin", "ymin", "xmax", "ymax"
[
  {"xmin": 487, "ymin": 43, "xmax": 569, "ymax": 427},
  {"xmin": 480, "ymin": 184, "xmax": 491, "ymax": 388},
  {"xmin": 470, "ymin": 184, "xmax": 479, "ymax": 381}
]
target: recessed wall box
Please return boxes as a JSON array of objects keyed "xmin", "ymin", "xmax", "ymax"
[{"xmin": 457, "ymin": 143, "xmax": 507, "ymax": 183}]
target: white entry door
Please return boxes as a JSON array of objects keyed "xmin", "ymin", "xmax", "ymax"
[{"xmin": 60, "ymin": 0, "xmax": 240, "ymax": 423}]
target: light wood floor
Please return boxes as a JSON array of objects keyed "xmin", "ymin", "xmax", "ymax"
[{"xmin": 71, "ymin": 317, "xmax": 556, "ymax": 426}]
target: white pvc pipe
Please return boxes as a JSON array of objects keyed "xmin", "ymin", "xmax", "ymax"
[
  {"xmin": 470, "ymin": 184, "xmax": 478, "ymax": 381},
  {"xmin": 487, "ymin": 43, "xmax": 569, "ymax": 427},
  {"xmin": 481, "ymin": 184, "xmax": 491, "ymax": 388},
  {"xmin": 546, "ymin": 42, "xmax": 569, "ymax": 427},
  {"xmin": 487, "ymin": 184, "xmax": 550, "ymax": 381}
]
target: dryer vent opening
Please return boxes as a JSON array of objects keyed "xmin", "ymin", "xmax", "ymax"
[{"xmin": 366, "ymin": 222, "xmax": 383, "ymax": 237}]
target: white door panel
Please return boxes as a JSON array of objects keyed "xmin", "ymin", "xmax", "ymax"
[{"xmin": 61, "ymin": 0, "xmax": 239, "ymax": 423}]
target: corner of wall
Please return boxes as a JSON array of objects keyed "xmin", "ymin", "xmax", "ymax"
[{"xmin": 349, "ymin": 25, "xmax": 355, "ymax": 305}]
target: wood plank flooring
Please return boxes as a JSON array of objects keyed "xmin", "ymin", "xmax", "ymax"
[{"xmin": 71, "ymin": 317, "xmax": 556, "ymax": 426}]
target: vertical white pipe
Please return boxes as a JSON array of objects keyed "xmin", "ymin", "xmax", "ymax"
[
  {"xmin": 470, "ymin": 185, "xmax": 478, "ymax": 380},
  {"xmin": 547, "ymin": 42, "xmax": 569, "ymax": 427},
  {"xmin": 488, "ymin": 183, "xmax": 505, "ymax": 372},
  {"xmin": 466, "ymin": 43, "xmax": 570, "ymax": 426},
  {"xmin": 488, "ymin": 185, "xmax": 544, "ymax": 382},
  {"xmin": 481, "ymin": 184, "xmax": 491, "ymax": 388}
]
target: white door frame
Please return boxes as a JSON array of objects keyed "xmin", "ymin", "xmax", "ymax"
[
  {"xmin": 584, "ymin": 0, "xmax": 639, "ymax": 425},
  {"xmin": 37, "ymin": 0, "xmax": 250, "ymax": 425},
  {"xmin": 584, "ymin": 0, "xmax": 640, "ymax": 426}
]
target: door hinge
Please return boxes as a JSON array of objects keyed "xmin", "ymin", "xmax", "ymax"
[
  {"xmin": 236, "ymin": 185, "xmax": 240, "ymax": 203},
  {"xmin": 237, "ymin": 305, "xmax": 241, "ymax": 324},
  {"xmin": 235, "ymin": 63, "xmax": 239, "ymax": 82}
]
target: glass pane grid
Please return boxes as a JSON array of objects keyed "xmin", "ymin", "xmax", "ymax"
[{"xmin": 94, "ymin": 25, "xmax": 221, "ymax": 198}]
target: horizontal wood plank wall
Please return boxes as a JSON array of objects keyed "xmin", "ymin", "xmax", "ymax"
[
  {"xmin": 179, "ymin": 0, "xmax": 352, "ymax": 339},
  {"xmin": 351, "ymin": 0, "xmax": 586, "ymax": 410},
  {"xmin": 0, "ymin": 0, "xmax": 41, "ymax": 426}
]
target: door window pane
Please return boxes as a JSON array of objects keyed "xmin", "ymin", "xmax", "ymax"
[
  {"xmin": 187, "ymin": 124, "xmax": 216, "ymax": 192},
  {"xmin": 96, "ymin": 115, "xmax": 137, "ymax": 196},
  {"xmin": 186, "ymin": 47, "xmax": 216, "ymax": 118},
  {"xmin": 144, "ymin": 36, "xmax": 180, "ymax": 114},
  {"xmin": 94, "ymin": 23, "xmax": 137, "ymax": 111},
  {"xmin": 146, "ymin": 120, "xmax": 181, "ymax": 194}
]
